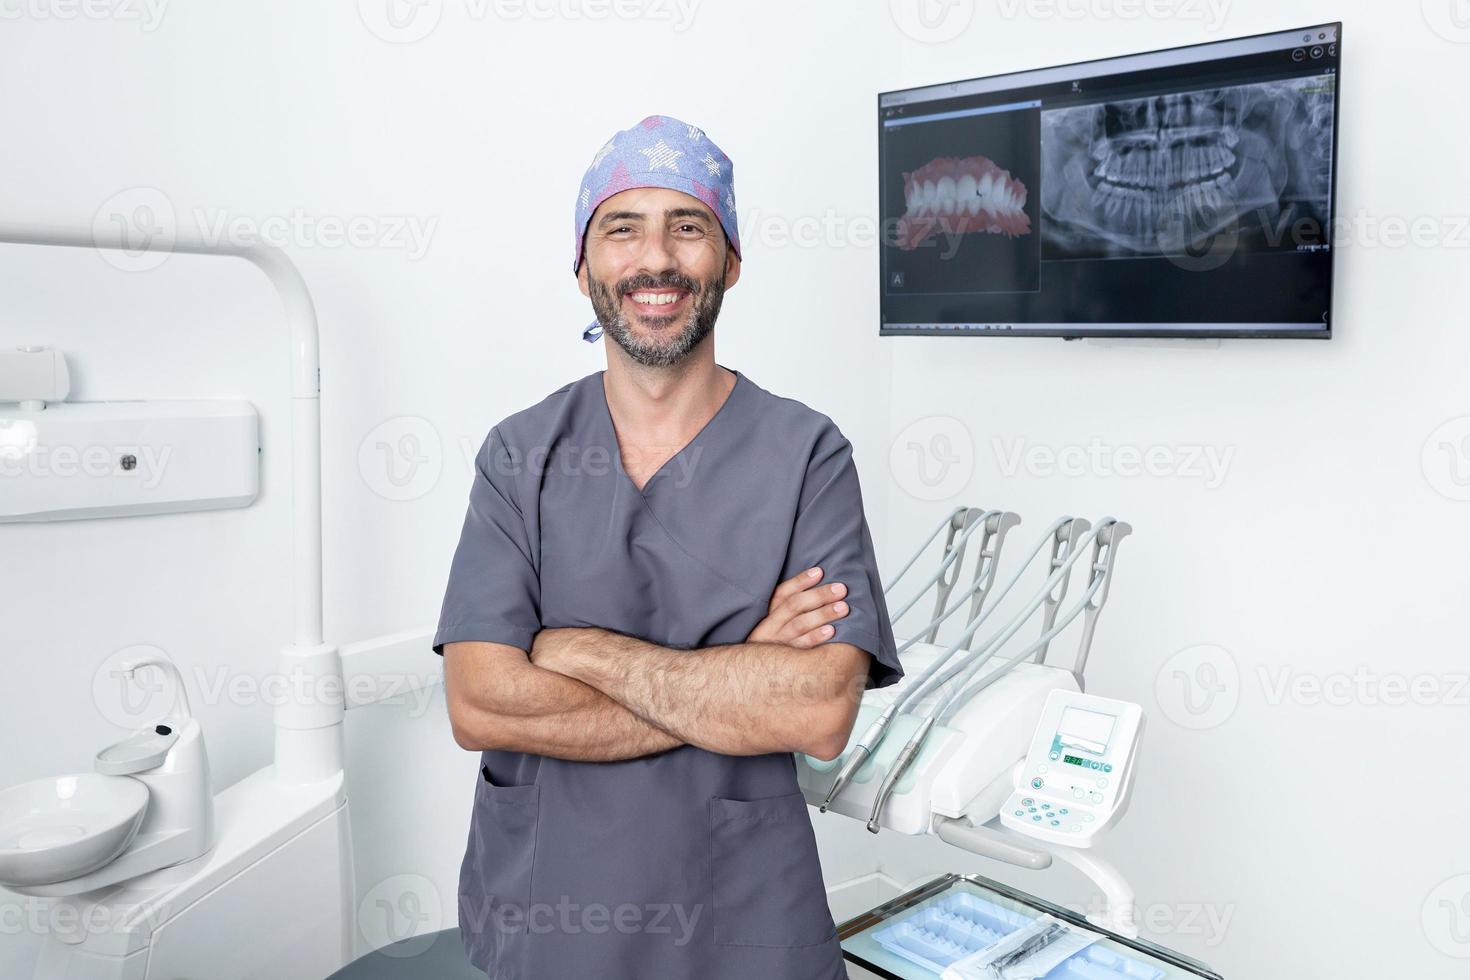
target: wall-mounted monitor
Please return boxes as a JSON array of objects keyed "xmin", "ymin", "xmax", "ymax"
[{"xmin": 879, "ymin": 23, "xmax": 1341, "ymax": 339}]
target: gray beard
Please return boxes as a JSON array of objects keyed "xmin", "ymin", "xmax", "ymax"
[{"xmin": 587, "ymin": 269, "xmax": 726, "ymax": 368}]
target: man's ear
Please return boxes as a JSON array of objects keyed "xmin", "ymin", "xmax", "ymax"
[
  {"xmin": 723, "ymin": 247, "xmax": 741, "ymax": 290},
  {"xmin": 576, "ymin": 259, "xmax": 591, "ymax": 298}
]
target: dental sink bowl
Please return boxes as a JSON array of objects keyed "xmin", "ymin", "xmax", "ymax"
[{"xmin": 0, "ymin": 774, "xmax": 150, "ymax": 887}]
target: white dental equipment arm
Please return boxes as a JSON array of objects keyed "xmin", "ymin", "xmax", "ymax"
[
  {"xmin": 820, "ymin": 517, "xmax": 1086, "ymax": 812},
  {"xmin": 883, "ymin": 507, "xmax": 967, "ymax": 598},
  {"xmin": 892, "ymin": 510, "xmax": 1020, "ymax": 658},
  {"xmin": 886, "ymin": 508, "xmax": 994, "ymax": 628},
  {"xmin": 859, "ymin": 520, "xmax": 1132, "ymax": 830},
  {"xmin": 933, "ymin": 520, "xmax": 1131, "ymax": 711},
  {"xmin": 864, "ymin": 563, "xmax": 1110, "ymax": 833},
  {"xmin": 894, "ymin": 517, "xmax": 1084, "ymax": 703}
]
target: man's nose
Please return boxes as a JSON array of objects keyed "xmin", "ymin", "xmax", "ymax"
[{"xmin": 632, "ymin": 230, "xmax": 678, "ymax": 275}]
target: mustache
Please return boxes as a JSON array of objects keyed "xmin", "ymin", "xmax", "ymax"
[{"xmin": 618, "ymin": 273, "xmax": 701, "ymax": 295}]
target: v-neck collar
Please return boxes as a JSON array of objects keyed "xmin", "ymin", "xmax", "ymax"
[{"xmin": 595, "ymin": 365, "xmax": 746, "ymax": 496}]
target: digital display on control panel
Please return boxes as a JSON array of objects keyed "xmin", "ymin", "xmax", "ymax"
[{"xmin": 1058, "ymin": 706, "xmax": 1116, "ymax": 754}]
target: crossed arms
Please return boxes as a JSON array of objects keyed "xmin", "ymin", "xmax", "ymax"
[{"xmin": 443, "ymin": 567, "xmax": 871, "ymax": 763}]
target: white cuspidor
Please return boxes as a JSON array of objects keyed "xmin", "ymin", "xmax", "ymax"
[
  {"xmin": 0, "ymin": 224, "xmax": 439, "ymax": 980},
  {"xmin": 999, "ymin": 689, "xmax": 1145, "ymax": 849}
]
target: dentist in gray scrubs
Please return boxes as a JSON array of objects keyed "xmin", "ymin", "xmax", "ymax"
[{"xmin": 434, "ymin": 114, "xmax": 902, "ymax": 979}]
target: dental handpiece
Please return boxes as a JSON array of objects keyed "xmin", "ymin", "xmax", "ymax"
[
  {"xmin": 861, "ymin": 523, "xmax": 1115, "ymax": 828},
  {"xmin": 819, "ymin": 703, "xmax": 896, "ymax": 811},
  {"xmin": 865, "ymin": 716, "xmax": 934, "ymax": 833},
  {"xmin": 822, "ymin": 520, "xmax": 1080, "ymax": 810}
]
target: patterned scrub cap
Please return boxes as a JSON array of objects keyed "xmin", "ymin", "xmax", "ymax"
[{"xmin": 574, "ymin": 114, "xmax": 741, "ymax": 342}]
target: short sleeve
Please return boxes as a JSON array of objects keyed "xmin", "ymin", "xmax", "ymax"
[
  {"xmin": 783, "ymin": 424, "xmax": 904, "ymax": 690},
  {"xmin": 432, "ymin": 426, "xmax": 542, "ymax": 656}
]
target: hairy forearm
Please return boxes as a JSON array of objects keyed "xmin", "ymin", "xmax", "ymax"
[
  {"xmin": 454, "ymin": 658, "xmax": 684, "ymax": 761},
  {"xmin": 550, "ymin": 630, "xmax": 865, "ymax": 758}
]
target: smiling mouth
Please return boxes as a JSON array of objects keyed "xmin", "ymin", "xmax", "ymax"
[{"xmin": 624, "ymin": 289, "xmax": 690, "ymax": 314}]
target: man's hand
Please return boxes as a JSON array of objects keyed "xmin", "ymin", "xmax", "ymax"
[{"xmin": 748, "ymin": 566, "xmax": 850, "ymax": 648}]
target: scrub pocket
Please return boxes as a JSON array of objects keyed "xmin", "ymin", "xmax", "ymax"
[
  {"xmin": 458, "ymin": 765, "xmax": 540, "ymax": 974},
  {"xmin": 708, "ymin": 790, "xmax": 838, "ymax": 948}
]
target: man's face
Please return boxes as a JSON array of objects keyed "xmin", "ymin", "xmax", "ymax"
[{"xmin": 577, "ymin": 186, "xmax": 741, "ymax": 368}]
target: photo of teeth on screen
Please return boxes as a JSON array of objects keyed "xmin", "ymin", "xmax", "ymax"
[
  {"xmin": 881, "ymin": 103, "xmax": 1042, "ymax": 293},
  {"xmin": 1039, "ymin": 78, "xmax": 1335, "ymax": 259},
  {"xmin": 895, "ymin": 155, "xmax": 1032, "ymax": 249},
  {"xmin": 878, "ymin": 24, "xmax": 1342, "ymax": 338}
]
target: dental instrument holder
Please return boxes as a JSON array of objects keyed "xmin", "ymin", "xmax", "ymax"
[
  {"xmin": 888, "ymin": 508, "xmax": 990, "ymax": 634},
  {"xmin": 1028, "ymin": 518, "xmax": 1090, "ymax": 661},
  {"xmin": 888, "ymin": 508, "xmax": 1020, "ymax": 647},
  {"xmin": 13, "ymin": 652, "xmax": 216, "ymax": 897},
  {"xmin": 860, "ymin": 518, "xmax": 1115, "ymax": 832},
  {"xmin": 1065, "ymin": 522, "xmax": 1132, "ymax": 684},
  {"xmin": 819, "ymin": 508, "xmax": 1019, "ymax": 815},
  {"xmin": 924, "ymin": 509, "xmax": 997, "ymax": 643},
  {"xmin": 808, "ymin": 517, "xmax": 1143, "ymax": 936},
  {"xmin": 958, "ymin": 510, "xmax": 1021, "ymax": 638}
]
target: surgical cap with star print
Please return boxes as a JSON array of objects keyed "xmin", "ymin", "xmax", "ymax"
[{"xmin": 572, "ymin": 115, "xmax": 741, "ymax": 341}]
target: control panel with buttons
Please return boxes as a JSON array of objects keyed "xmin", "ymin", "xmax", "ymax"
[{"xmin": 999, "ymin": 689, "xmax": 1143, "ymax": 848}]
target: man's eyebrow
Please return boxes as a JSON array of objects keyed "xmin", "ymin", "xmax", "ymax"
[{"xmin": 597, "ymin": 207, "xmax": 715, "ymax": 227}]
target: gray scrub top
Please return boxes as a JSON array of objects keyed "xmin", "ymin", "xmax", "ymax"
[{"xmin": 433, "ymin": 365, "xmax": 903, "ymax": 980}]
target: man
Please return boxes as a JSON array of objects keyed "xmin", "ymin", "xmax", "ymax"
[{"xmin": 433, "ymin": 114, "xmax": 902, "ymax": 979}]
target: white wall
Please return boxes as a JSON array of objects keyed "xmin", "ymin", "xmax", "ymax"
[
  {"xmin": 0, "ymin": 1, "xmax": 892, "ymax": 974},
  {"xmin": 1, "ymin": 1, "xmax": 1465, "ymax": 977},
  {"xmin": 874, "ymin": 2, "xmax": 1470, "ymax": 978}
]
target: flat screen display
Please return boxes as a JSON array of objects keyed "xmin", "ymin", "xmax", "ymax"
[{"xmin": 879, "ymin": 23, "xmax": 1341, "ymax": 338}]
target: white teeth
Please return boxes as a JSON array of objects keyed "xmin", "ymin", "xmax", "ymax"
[
  {"xmin": 630, "ymin": 292, "xmax": 682, "ymax": 305},
  {"xmin": 956, "ymin": 174, "xmax": 978, "ymax": 215},
  {"xmin": 936, "ymin": 175, "xmax": 957, "ymax": 215}
]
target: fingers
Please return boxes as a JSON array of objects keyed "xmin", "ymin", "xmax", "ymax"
[
  {"xmin": 776, "ymin": 578, "xmax": 847, "ymax": 618},
  {"xmin": 783, "ymin": 597, "xmax": 849, "ymax": 646},
  {"xmin": 767, "ymin": 566, "xmax": 825, "ymax": 611},
  {"xmin": 757, "ymin": 567, "xmax": 853, "ymax": 648}
]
